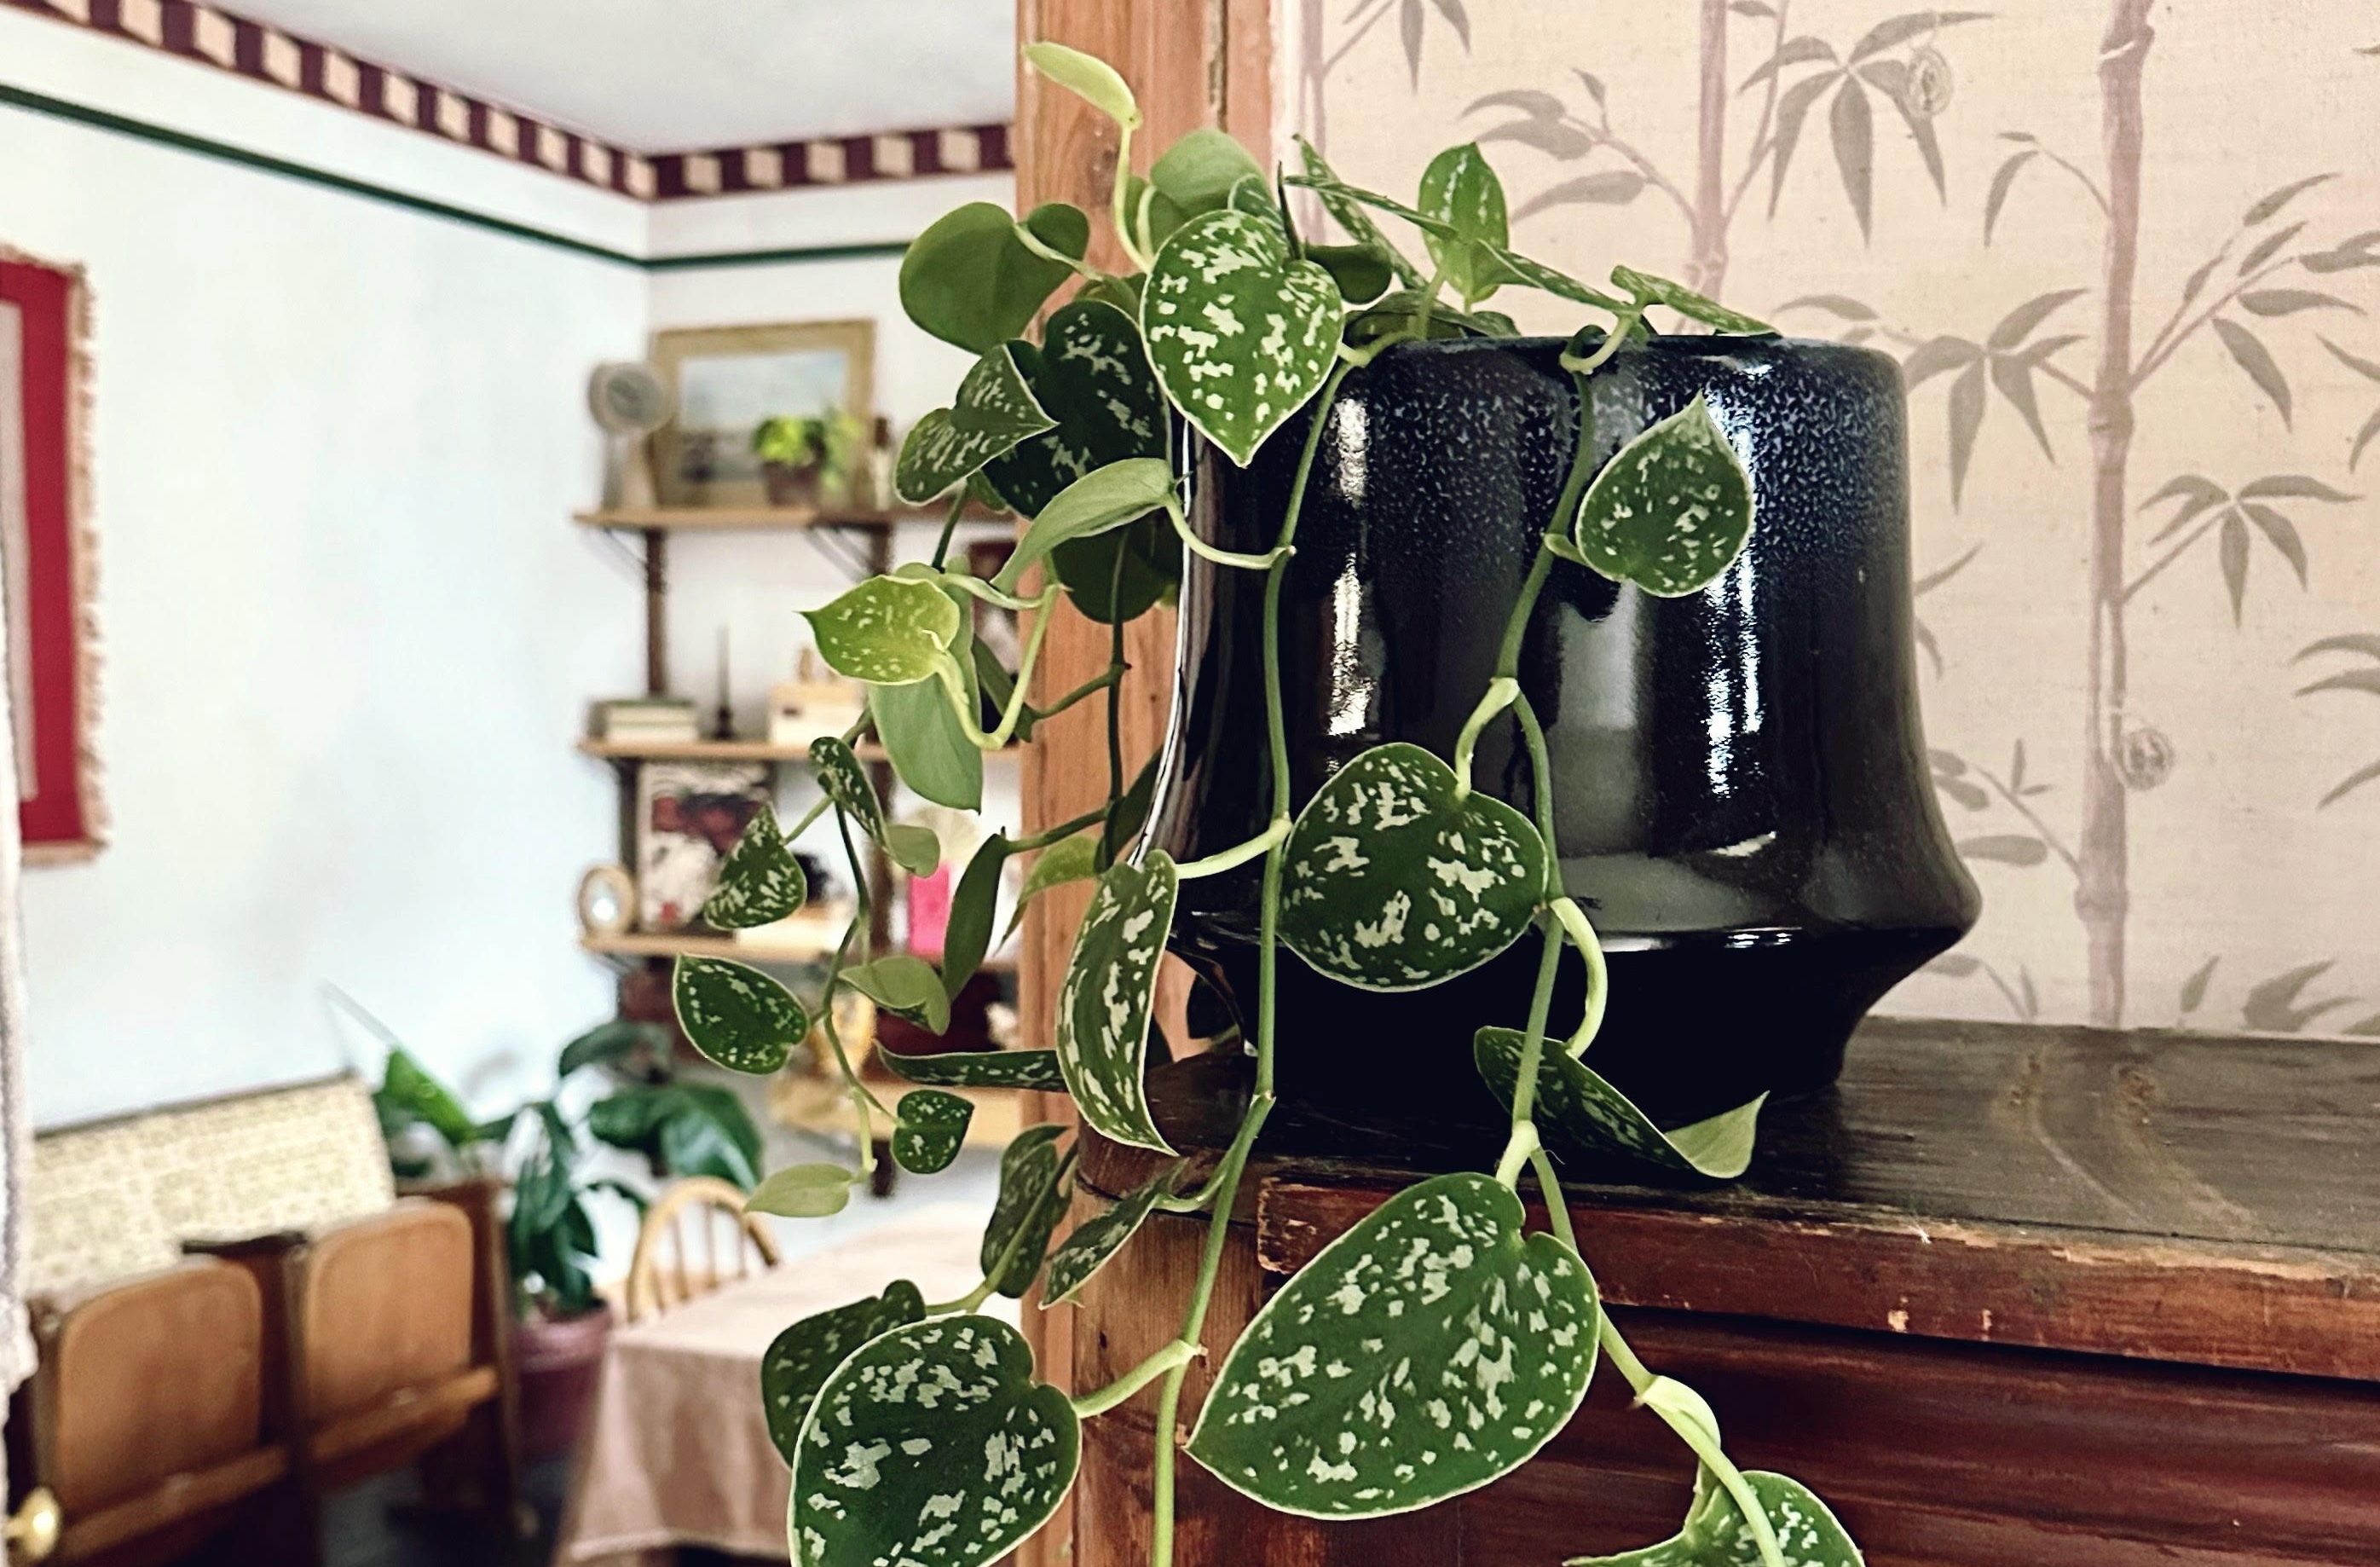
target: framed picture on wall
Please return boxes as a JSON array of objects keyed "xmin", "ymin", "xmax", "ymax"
[
  {"xmin": 633, "ymin": 761, "xmax": 770, "ymax": 932},
  {"xmin": 648, "ymin": 320, "xmax": 874, "ymax": 509},
  {"xmin": 0, "ymin": 248, "xmax": 102, "ymax": 862}
]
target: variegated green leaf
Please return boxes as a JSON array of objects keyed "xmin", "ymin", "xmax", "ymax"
[
  {"xmin": 1564, "ymin": 1471, "xmax": 1863, "ymax": 1567},
  {"xmin": 1041, "ymin": 1160, "xmax": 1185, "ymax": 1306},
  {"xmin": 881, "ymin": 1049, "xmax": 1067, "ymax": 1092},
  {"xmin": 1187, "ymin": 1171, "xmax": 1600, "ymax": 1518},
  {"xmin": 1481, "ymin": 244, "xmax": 1631, "ymax": 312},
  {"xmin": 1474, "ymin": 1028, "xmax": 1765, "ymax": 1180},
  {"xmin": 804, "ymin": 576, "xmax": 962, "ymax": 685},
  {"xmin": 1418, "ymin": 142, "xmax": 1516, "ymax": 304},
  {"xmin": 1572, "ymin": 394, "xmax": 1755, "ymax": 598},
  {"xmin": 841, "ymin": 955, "xmax": 951, "ymax": 1037},
  {"xmin": 1610, "ymin": 264, "xmax": 1774, "ymax": 336},
  {"xmin": 762, "ymin": 1281, "xmax": 927, "ymax": 1465},
  {"xmin": 702, "ymin": 801, "xmax": 807, "ymax": 929},
  {"xmin": 1280, "ymin": 743, "xmax": 1548, "ymax": 991},
  {"xmin": 748, "ymin": 1162, "xmax": 858, "ymax": 1218},
  {"xmin": 893, "ymin": 344, "xmax": 1054, "ymax": 505},
  {"xmin": 1141, "ymin": 210, "xmax": 1341, "ymax": 466},
  {"xmin": 891, "ymin": 1090, "xmax": 973, "ymax": 1174},
  {"xmin": 1296, "ymin": 136, "xmax": 1424, "ymax": 289},
  {"xmin": 1054, "ymin": 853, "xmax": 1180, "ymax": 1152},
  {"xmin": 812, "ymin": 737, "xmax": 943, "ymax": 876},
  {"xmin": 981, "ymin": 1125, "xmax": 1071, "ymax": 1298},
  {"xmin": 790, "ymin": 1316, "xmax": 1080, "ymax": 1567},
  {"xmin": 985, "ymin": 299, "xmax": 1167, "ymax": 520},
  {"xmin": 673, "ymin": 956, "xmax": 809, "ymax": 1074}
]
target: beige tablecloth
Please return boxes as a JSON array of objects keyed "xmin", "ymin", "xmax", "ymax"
[{"xmin": 556, "ymin": 1203, "xmax": 1010, "ymax": 1565}]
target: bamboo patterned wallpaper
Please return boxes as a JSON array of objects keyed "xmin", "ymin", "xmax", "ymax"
[{"xmin": 1283, "ymin": 1, "xmax": 2380, "ymax": 1038}]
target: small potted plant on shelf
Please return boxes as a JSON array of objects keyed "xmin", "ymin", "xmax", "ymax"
[
  {"xmin": 375, "ymin": 1017, "xmax": 765, "ymax": 1459},
  {"xmin": 751, "ymin": 409, "xmax": 866, "ymax": 508}
]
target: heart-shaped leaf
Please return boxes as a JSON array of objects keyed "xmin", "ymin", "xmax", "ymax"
[
  {"xmin": 703, "ymin": 801, "xmax": 807, "ymax": 929},
  {"xmin": 1418, "ymin": 142, "xmax": 1516, "ymax": 304},
  {"xmin": 867, "ymin": 676, "xmax": 983, "ymax": 811},
  {"xmin": 985, "ymin": 299, "xmax": 1167, "ymax": 520},
  {"xmin": 981, "ymin": 1125, "xmax": 1072, "ymax": 1298},
  {"xmin": 890, "ymin": 1089, "xmax": 973, "ymax": 1174},
  {"xmin": 881, "ymin": 1049, "xmax": 1067, "ymax": 1091},
  {"xmin": 673, "ymin": 956, "xmax": 810, "ymax": 1074},
  {"xmin": 1002, "ymin": 834, "xmax": 1101, "ymax": 940},
  {"xmin": 900, "ymin": 201, "xmax": 1089, "ymax": 356},
  {"xmin": 1054, "ymin": 853, "xmax": 1180, "ymax": 1153},
  {"xmin": 896, "ymin": 344, "xmax": 1054, "ymax": 505},
  {"xmin": 997, "ymin": 458, "xmax": 1177, "ymax": 595},
  {"xmin": 1475, "ymin": 1028, "xmax": 1765, "ymax": 1180},
  {"xmin": 1309, "ymin": 242, "xmax": 1396, "ymax": 307},
  {"xmin": 1151, "ymin": 127, "xmax": 1268, "ymax": 219},
  {"xmin": 748, "ymin": 1162, "xmax": 858, "ymax": 1218},
  {"xmin": 1564, "ymin": 1471, "xmax": 1863, "ymax": 1566},
  {"xmin": 1187, "ymin": 1171, "xmax": 1600, "ymax": 1518},
  {"xmin": 841, "ymin": 955, "xmax": 952, "ymax": 1037},
  {"xmin": 812, "ymin": 737, "xmax": 944, "ymax": 876},
  {"xmin": 805, "ymin": 576, "xmax": 962, "ymax": 686},
  {"xmin": 1042, "ymin": 1160, "xmax": 1185, "ymax": 1305},
  {"xmin": 939, "ymin": 835, "xmax": 1012, "ymax": 998},
  {"xmin": 762, "ymin": 1281, "xmax": 927, "ymax": 1465},
  {"xmin": 1023, "ymin": 41, "xmax": 1141, "ymax": 128},
  {"xmin": 1572, "ymin": 394, "xmax": 1755, "ymax": 598},
  {"xmin": 1050, "ymin": 512, "xmax": 1179, "ymax": 624},
  {"xmin": 1609, "ymin": 264, "xmax": 1774, "ymax": 336},
  {"xmin": 790, "ymin": 1315, "xmax": 1080, "ymax": 1567},
  {"xmin": 1141, "ymin": 210, "xmax": 1341, "ymax": 466},
  {"xmin": 1280, "ymin": 743, "xmax": 1549, "ymax": 991}
]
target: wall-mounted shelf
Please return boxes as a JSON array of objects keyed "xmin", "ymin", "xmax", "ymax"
[
  {"xmin": 577, "ymin": 737, "xmax": 1020, "ymax": 766},
  {"xmin": 573, "ymin": 505, "xmax": 999, "ymax": 533},
  {"xmin": 581, "ymin": 930, "xmax": 1017, "ymax": 973}
]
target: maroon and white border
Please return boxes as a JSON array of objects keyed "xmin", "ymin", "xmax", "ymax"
[{"xmin": 0, "ymin": 0, "xmax": 1013, "ymax": 199}]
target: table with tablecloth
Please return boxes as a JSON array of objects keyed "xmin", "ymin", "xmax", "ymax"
[{"xmin": 555, "ymin": 1203, "xmax": 1012, "ymax": 1565}]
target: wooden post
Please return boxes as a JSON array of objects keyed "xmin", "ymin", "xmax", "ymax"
[{"xmin": 1009, "ymin": 3, "xmax": 1271, "ymax": 1563}]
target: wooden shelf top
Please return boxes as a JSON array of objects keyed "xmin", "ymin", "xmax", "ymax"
[
  {"xmin": 574, "ymin": 504, "xmax": 1002, "ymax": 533},
  {"xmin": 581, "ymin": 929, "xmax": 1017, "ymax": 973},
  {"xmin": 577, "ymin": 737, "xmax": 1020, "ymax": 765},
  {"xmin": 1089, "ymin": 1016, "xmax": 2380, "ymax": 1385}
]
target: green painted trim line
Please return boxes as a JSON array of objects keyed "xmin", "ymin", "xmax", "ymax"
[{"xmin": 0, "ymin": 83, "xmax": 916, "ymax": 273}]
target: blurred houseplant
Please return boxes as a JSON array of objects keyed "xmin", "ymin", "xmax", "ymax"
[
  {"xmin": 375, "ymin": 1017, "xmax": 764, "ymax": 1457},
  {"xmin": 752, "ymin": 410, "xmax": 866, "ymax": 507}
]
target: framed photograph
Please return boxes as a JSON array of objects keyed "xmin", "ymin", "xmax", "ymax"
[
  {"xmin": 649, "ymin": 320, "xmax": 874, "ymax": 508},
  {"xmin": 1, "ymin": 249, "xmax": 102, "ymax": 862},
  {"xmin": 633, "ymin": 761, "xmax": 770, "ymax": 931}
]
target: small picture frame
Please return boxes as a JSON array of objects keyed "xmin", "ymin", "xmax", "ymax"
[
  {"xmin": 633, "ymin": 761, "xmax": 770, "ymax": 931},
  {"xmin": 648, "ymin": 320, "xmax": 875, "ymax": 509}
]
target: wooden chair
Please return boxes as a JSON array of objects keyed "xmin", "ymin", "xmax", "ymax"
[{"xmin": 622, "ymin": 1178, "xmax": 781, "ymax": 1323}]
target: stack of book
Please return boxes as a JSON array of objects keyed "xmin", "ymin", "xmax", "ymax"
[{"xmin": 591, "ymin": 697, "xmax": 699, "ymax": 744}]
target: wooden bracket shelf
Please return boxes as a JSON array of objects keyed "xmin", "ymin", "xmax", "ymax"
[
  {"xmin": 573, "ymin": 505, "xmax": 1001, "ymax": 533},
  {"xmin": 576, "ymin": 737, "xmax": 1020, "ymax": 766},
  {"xmin": 580, "ymin": 930, "xmax": 1017, "ymax": 974}
]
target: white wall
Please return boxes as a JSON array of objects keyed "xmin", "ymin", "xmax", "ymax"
[{"xmin": 3, "ymin": 13, "xmax": 648, "ymax": 1125}]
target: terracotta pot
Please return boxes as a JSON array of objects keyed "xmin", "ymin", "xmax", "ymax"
[
  {"xmin": 1152, "ymin": 335, "xmax": 1979, "ymax": 1126},
  {"xmin": 513, "ymin": 1304, "xmax": 613, "ymax": 1461}
]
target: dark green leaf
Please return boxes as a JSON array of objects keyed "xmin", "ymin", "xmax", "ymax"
[
  {"xmin": 673, "ymin": 956, "xmax": 809, "ymax": 1074},
  {"xmin": 985, "ymin": 299, "xmax": 1168, "ymax": 519},
  {"xmin": 842, "ymin": 955, "xmax": 952, "ymax": 1037},
  {"xmin": 899, "ymin": 201, "xmax": 1088, "ymax": 356},
  {"xmin": 894, "ymin": 344, "xmax": 1055, "ymax": 505},
  {"xmin": 1050, "ymin": 512, "xmax": 1180, "ymax": 624},
  {"xmin": 1280, "ymin": 743, "xmax": 1547, "ymax": 991},
  {"xmin": 1572, "ymin": 393, "xmax": 1756, "ymax": 596},
  {"xmin": 804, "ymin": 576, "xmax": 963, "ymax": 686},
  {"xmin": 556, "ymin": 1019, "xmax": 661, "ymax": 1078},
  {"xmin": 1187, "ymin": 1171, "xmax": 1599, "ymax": 1518},
  {"xmin": 882, "ymin": 1049, "xmax": 1067, "ymax": 1091},
  {"xmin": 378, "ymin": 1045, "xmax": 478, "ymax": 1152},
  {"xmin": 1054, "ymin": 853, "xmax": 1180, "ymax": 1152},
  {"xmin": 1042, "ymin": 1161, "xmax": 1186, "ymax": 1305},
  {"xmin": 1609, "ymin": 265, "xmax": 1773, "ymax": 335},
  {"xmin": 1564, "ymin": 1470, "xmax": 1863, "ymax": 1566},
  {"xmin": 703, "ymin": 802, "xmax": 809, "ymax": 928},
  {"xmin": 940, "ymin": 835, "xmax": 1013, "ymax": 999},
  {"xmin": 762, "ymin": 1281, "xmax": 927, "ymax": 1465},
  {"xmin": 1295, "ymin": 136, "xmax": 1424, "ymax": 289},
  {"xmin": 657, "ymin": 1090, "xmax": 763, "ymax": 1188},
  {"xmin": 1141, "ymin": 210, "xmax": 1342, "ymax": 466},
  {"xmin": 748, "ymin": 1162, "xmax": 858, "ymax": 1218},
  {"xmin": 1150, "ymin": 127, "xmax": 1267, "ymax": 219},
  {"xmin": 1475, "ymin": 1029, "xmax": 1764, "ymax": 1180},
  {"xmin": 790, "ymin": 1316, "xmax": 1079, "ymax": 1567},
  {"xmin": 1308, "ymin": 242, "xmax": 1397, "ymax": 306},
  {"xmin": 981, "ymin": 1125, "xmax": 1071, "ymax": 1298},
  {"xmin": 891, "ymin": 1090, "xmax": 973, "ymax": 1174}
]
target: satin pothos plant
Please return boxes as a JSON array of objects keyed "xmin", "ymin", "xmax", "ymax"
[{"xmin": 667, "ymin": 41, "xmax": 1857, "ymax": 1567}]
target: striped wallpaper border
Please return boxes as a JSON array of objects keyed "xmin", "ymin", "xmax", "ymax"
[{"xmin": 0, "ymin": 0, "xmax": 1014, "ymax": 200}]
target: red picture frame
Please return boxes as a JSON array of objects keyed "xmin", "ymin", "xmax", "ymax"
[{"xmin": 1, "ymin": 252, "xmax": 102, "ymax": 860}]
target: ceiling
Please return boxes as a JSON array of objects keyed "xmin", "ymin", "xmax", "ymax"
[{"xmin": 228, "ymin": 0, "xmax": 1016, "ymax": 151}]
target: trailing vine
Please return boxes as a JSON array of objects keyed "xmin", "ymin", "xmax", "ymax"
[{"xmin": 670, "ymin": 41, "xmax": 1861, "ymax": 1567}]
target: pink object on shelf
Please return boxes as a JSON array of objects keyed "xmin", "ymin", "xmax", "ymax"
[{"xmin": 906, "ymin": 863, "xmax": 953, "ymax": 957}]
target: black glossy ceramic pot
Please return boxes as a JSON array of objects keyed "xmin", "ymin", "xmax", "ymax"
[{"xmin": 1147, "ymin": 335, "xmax": 1979, "ymax": 1126}]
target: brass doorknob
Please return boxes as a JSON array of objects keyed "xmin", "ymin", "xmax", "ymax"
[{"xmin": 6, "ymin": 1488, "xmax": 61, "ymax": 1563}]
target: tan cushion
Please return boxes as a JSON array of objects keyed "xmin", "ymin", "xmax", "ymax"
[
  {"xmin": 300, "ymin": 1199, "xmax": 475, "ymax": 1424},
  {"xmin": 36, "ymin": 1260, "xmax": 265, "ymax": 1515},
  {"xmin": 25, "ymin": 1121, "xmax": 178, "ymax": 1298}
]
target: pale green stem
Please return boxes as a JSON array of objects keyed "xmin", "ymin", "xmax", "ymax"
[
  {"xmin": 1601, "ymin": 1315, "xmax": 1786, "ymax": 1567},
  {"xmin": 1526, "ymin": 1147, "xmax": 1576, "ymax": 1252},
  {"xmin": 1452, "ymin": 677, "xmax": 1520, "ymax": 798},
  {"xmin": 925, "ymin": 1149, "xmax": 1078, "ymax": 1315},
  {"xmin": 939, "ymin": 571, "xmax": 1045, "ymax": 613},
  {"xmin": 1559, "ymin": 309, "xmax": 1643, "ymax": 378},
  {"xmin": 1070, "ymin": 1338, "xmax": 1202, "ymax": 1419},
  {"xmin": 1032, "ymin": 661, "xmax": 1126, "ymax": 726},
  {"xmin": 934, "ymin": 597, "xmax": 1058, "ymax": 749},
  {"xmin": 1172, "ymin": 817, "xmax": 1290, "ymax": 880},
  {"xmin": 1548, "ymin": 895, "xmax": 1610, "ymax": 1055},
  {"xmin": 1014, "ymin": 218, "xmax": 1112, "ymax": 283},
  {"xmin": 1167, "ymin": 500, "xmax": 1291, "ymax": 570},
  {"xmin": 1111, "ymin": 123, "xmax": 1151, "ymax": 273}
]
